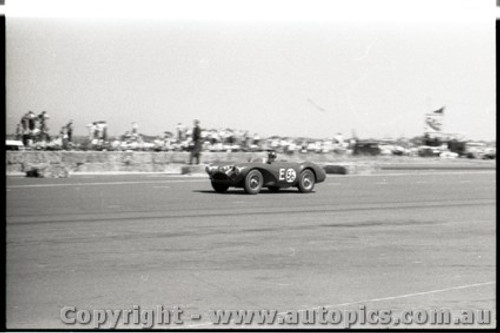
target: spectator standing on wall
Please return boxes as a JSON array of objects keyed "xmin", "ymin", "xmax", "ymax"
[
  {"xmin": 95, "ymin": 121, "xmax": 108, "ymax": 144},
  {"xmin": 38, "ymin": 111, "xmax": 50, "ymax": 142},
  {"xmin": 27, "ymin": 111, "xmax": 37, "ymax": 132},
  {"xmin": 27, "ymin": 111, "xmax": 38, "ymax": 143},
  {"xmin": 87, "ymin": 122, "xmax": 97, "ymax": 141},
  {"xmin": 61, "ymin": 126, "xmax": 69, "ymax": 150},
  {"xmin": 66, "ymin": 120, "xmax": 74, "ymax": 143},
  {"xmin": 20, "ymin": 112, "xmax": 29, "ymax": 132},
  {"xmin": 96, "ymin": 122, "xmax": 103, "ymax": 142},
  {"xmin": 131, "ymin": 122, "xmax": 139, "ymax": 137},
  {"xmin": 20, "ymin": 113, "xmax": 30, "ymax": 146},
  {"xmin": 176, "ymin": 123, "xmax": 184, "ymax": 142},
  {"xmin": 21, "ymin": 112, "xmax": 30, "ymax": 146},
  {"xmin": 15, "ymin": 124, "xmax": 22, "ymax": 141},
  {"xmin": 87, "ymin": 122, "xmax": 99, "ymax": 149},
  {"xmin": 335, "ymin": 132, "xmax": 344, "ymax": 146},
  {"xmin": 163, "ymin": 131, "xmax": 173, "ymax": 151},
  {"xmin": 101, "ymin": 121, "xmax": 108, "ymax": 142},
  {"xmin": 242, "ymin": 131, "xmax": 251, "ymax": 150},
  {"xmin": 189, "ymin": 119, "xmax": 202, "ymax": 165},
  {"xmin": 26, "ymin": 111, "xmax": 38, "ymax": 144},
  {"xmin": 253, "ymin": 133, "xmax": 260, "ymax": 145}
]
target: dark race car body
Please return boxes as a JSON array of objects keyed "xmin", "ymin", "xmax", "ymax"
[{"xmin": 206, "ymin": 158, "xmax": 326, "ymax": 194}]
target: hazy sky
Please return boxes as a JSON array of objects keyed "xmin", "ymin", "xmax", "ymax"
[{"xmin": 4, "ymin": 0, "xmax": 497, "ymax": 139}]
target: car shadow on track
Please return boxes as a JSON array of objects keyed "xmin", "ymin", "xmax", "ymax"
[{"xmin": 194, "ymin": 189, "xmax": 311, "ymax": 195}]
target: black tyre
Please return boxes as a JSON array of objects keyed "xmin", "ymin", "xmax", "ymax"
[
  {"xmin": 244, "ymin": 169, "xmax": 263, "ymax": 194},
  {"xmin": 211, "ymin": 182, "xmax": 229, "ymax": 193},
  {"xmin": 268, "ymin": 186, "xmax": 280, "ymax": 193},
  {"xmin": 297, "ymin": 169, "xmax": 315, "ymax": 193}
]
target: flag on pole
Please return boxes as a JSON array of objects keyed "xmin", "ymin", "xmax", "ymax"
[
  {"xmin": 425, "ymin": 106, "xmax": 445, "ymax": 132},
  {"xmin": 433, "ymin": 106, "xmax": 445, "ymax": 114}
]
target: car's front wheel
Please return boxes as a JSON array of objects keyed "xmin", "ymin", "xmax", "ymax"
[
  {"xmin": 211, "ymin": 182, "xmax": 229, "ymax": 193},
  {"xmin": 297, "ymin": 169, "xmax": 315, "ymax": 193},
  {"xmin": 244, "ymin": 169, "xmax": 263, "ymax": 194}
]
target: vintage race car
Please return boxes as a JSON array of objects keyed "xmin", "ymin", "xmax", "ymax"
[{"xmin": 205, "ymin": 152, "xmax": 326, "ymax": 194}]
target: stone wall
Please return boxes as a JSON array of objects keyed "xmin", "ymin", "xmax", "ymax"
[
  {"xmin": 6, "ymin": 151, "xmax": 494, "ymax": 175},
  {"xmin": 6, "ymin": 151, "xmax": 372, "ymax": 175}
]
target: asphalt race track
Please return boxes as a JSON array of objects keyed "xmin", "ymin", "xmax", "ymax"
[{"xmin": 6, "ymin": 170, "xmax": 496, "ymax": 329}]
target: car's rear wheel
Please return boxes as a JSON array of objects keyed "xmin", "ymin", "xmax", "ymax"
[
  {"xmin": 297, "ymin": 169, "xmax": 315, "ymax": 193},
  {"xmin": 268, "ymin": 186, "xmax": 280, "ymax": 192},
  {"xmin": 211, "ymin": 182, "xmax": 229, "ymax": 193},
  {"xmin": 244, "ymin": 169, "xmax": 263, "ymax": 194}
]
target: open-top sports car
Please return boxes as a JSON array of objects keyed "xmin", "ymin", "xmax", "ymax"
[{"xmin": 205, "ymin": 151, "xmax": 326, "ymax": 194}]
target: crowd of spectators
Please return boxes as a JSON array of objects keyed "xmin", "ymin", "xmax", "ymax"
[
  {"xmin": 9, "ymin": 113, "xmax": 495, "ymax": 159},
  {"xmin": 15, "ymin": 111, "xmax": 75, "ymax": 150}
]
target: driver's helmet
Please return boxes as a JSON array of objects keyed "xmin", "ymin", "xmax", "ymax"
[{"xmin": 267, "ymin": 151, "xmax": 277, "ymax": 163}]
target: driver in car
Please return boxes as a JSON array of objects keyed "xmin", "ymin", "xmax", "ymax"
[{"xmin": 267, "ymin": 151, "xmax": 277, "ymax": 164}]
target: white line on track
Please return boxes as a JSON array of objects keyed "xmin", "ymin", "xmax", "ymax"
[
  {"xmin": 6, "ymin": 179, "xmax": 207, "ymax": 189},
  {"xmin": 182, "ymin": 281, "xmax": 496, "ymax": 328},
  {"xmin": 341, "ymin": 170, "xmax": 495, "ymax": 177},
  {"xmin": 320, "ymin": 281, "xmax": 496, "ymax": 308},
  {"xmin": 6, "ymin": 169, "xmax": 493, "ymax": 189}
]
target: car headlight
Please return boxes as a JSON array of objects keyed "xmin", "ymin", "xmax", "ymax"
[
  {"xmin": 221, "ymin": 165, "xmax": 234, "ymax": 172},
  {"xmin": 205, "ymin": 165, "xmax": 216, "ymax": 174}
]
